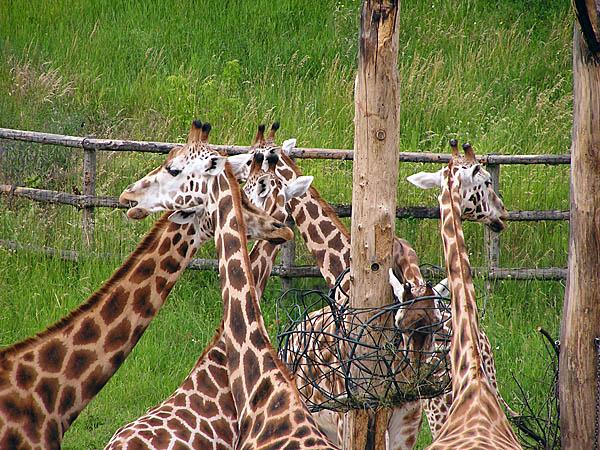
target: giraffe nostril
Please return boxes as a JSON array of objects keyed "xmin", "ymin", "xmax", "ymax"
[{"xmin": 489, "ymin": 220, "xmax": 505, "ymax": 233}]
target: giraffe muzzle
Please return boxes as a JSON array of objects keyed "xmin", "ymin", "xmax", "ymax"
[
  {"xmin": 119, "ymin": 192, "xmax": 151, "ymax": 220},
  {"xmin": 126, "ymin": 207, "xmax": 150, "ymax": 220},
  {"xmin": 268, "ymin": 225, "xmax": 294, "ymax": 244}
]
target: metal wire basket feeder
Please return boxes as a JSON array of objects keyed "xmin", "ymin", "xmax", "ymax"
[{"xmin": 276, "ymin": 270, "xmax": 452, "ymax": 412}]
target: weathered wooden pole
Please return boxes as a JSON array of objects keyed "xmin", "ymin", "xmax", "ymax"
[
  {"xmin": 559, "ymin": 6, "xmax": 600, "ymax": 449},
  {"xmin": 82, "ymin": 144, "xmax": 96, "ymax": 248},
  {"xmin": 347, "ymin": 0, "xmax": 400, "ymax": 448},
  {"xmin": 484, "ymin": 163, "xmax": 501, "ymax": 295}
]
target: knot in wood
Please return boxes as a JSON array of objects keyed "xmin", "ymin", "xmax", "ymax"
[
  {"xmin": 376, "ymin": 129, "xmax": 386, "ymax": 141},
  {"xmin": 370, "ymin": 262, "xmax": 380, "ymax": 272}
]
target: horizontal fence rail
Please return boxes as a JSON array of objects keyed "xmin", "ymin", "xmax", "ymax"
[
  {"xmin": 0, "ymin": 127, "xmax": 570, "ymax": 281},
  {"xmin": 0, "ymin": 239, "xmax": 567, "ymax": 281},
  {"xmin": 0, "ymin": 185, "xmax": 570, "ymax": 221},
  {"xmin": 0, "ymin": 127, "xmax": 571, "ymax": 163}
]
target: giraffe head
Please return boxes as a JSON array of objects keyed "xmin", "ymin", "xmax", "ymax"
[
  {"xmin": 119, "ymin": 120, "xmax": 294, "ymax": 243},
  {"xmin": 389, "ymin": 269, "xmax": 441, "ymax": 362},
  {"xmin": 407, "ymin": 140, "xmax": 508, "ymax": 232},
  {"xmin": 240, "ymin": 124, "xmax": 313, "ymax": 216}
]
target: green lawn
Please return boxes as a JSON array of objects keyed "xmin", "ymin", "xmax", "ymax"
[{"xmin": 0, "ymin": 0, "xmax": 571, "ymax": 448}]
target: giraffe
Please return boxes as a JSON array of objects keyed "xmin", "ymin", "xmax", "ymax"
[
  {"xmin": 406, "ymin": 140, "xmax": 518, "ymax": 438},
  {"xmin": 235, "ymin": 137, "xmax": 436, "ymax": 450},
  {"xmin": 408, "ymin": 140, "xmax": 521, "ymax": 449},
  {"xmin": 105, "ymin": 126, "xmax": 313, "ymax": 450},
  {"xmin": 246, "ymin": 142, "xmax": 515, "ymax": 448},
  {"xmin": 0, "ymin": 120, "xmax": 293, "ymax": 450},
  {"xmin": 110, "ymin": 124, "xmax": 338, "ymax": 449}
]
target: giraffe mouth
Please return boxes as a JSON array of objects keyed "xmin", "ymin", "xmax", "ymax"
[
  {"xmin": 268, "ymin": 237, "xmax": 287, "ymax": 245},
  {"xmin": 274, "ymin": 225, "xmax": 295, "ymax": 242},
  {"xmin": 126, "ymin": 207, "xmax": 150, "ymax": 220}
]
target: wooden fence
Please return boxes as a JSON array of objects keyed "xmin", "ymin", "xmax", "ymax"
[{"xmin": 0, "ymin": 127, "xmax": 570, "ymax": 282}]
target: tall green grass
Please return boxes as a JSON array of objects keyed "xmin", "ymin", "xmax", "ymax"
[{"xmin": 1, "ymin": 0, "xmax": 571, "ymax": 448}]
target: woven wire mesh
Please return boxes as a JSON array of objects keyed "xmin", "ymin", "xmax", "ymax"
[{"xmin": 276, "ymin": 269, "xmax": 452, "ymax": 412}]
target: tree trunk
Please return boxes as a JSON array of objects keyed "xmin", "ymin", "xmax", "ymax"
[
  {"xmin": 559, "ymin": 21, "xmax": 600, "ymax": 450},
  {"xmin": 348, "ymin": 0, "xmax": 400, "ymax": 448}
]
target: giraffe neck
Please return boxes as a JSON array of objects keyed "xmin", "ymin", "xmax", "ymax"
[
  {"xmin": 215, "ymin": 168, "xmax": 274, "ymax": 406},
  {"xmin": 248, "ymin": 191, "xmax": 288, "ymax": 299},
  {"xmin": 0, "ymin": 214, "xmax": 204, "ymax": 444},
  {"xmin": 105, "ymin": 324, "xmax": 239, "ymax": 449},
  {"xmin": 279, "ymin": 154, "xmax": 351, "ymax": 290},
  {"xmin": 439, "ymin": 173, "xmax": 486, "ymax": 398},
  {"xmin": 214, "ymin": 168, "xmax": 332, "ymax": 447},
  {"xmin": 393, "ymin": 238, "xmax": 425, "ymax": 286}
]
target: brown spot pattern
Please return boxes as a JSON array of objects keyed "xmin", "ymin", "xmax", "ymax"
[
  {"xmin": 65, "ymin": 349, "xmax": 95, "ymax": 379},
  {"xmin": 15, "ymin": 364, "xmax": 37, "ymax": 389},
  {"xmin": 38, "ymin": 340, "xmax": 67, "ymax": 373},
  {"xmin": 100, "ymin": 286, "xmax": 129, "ymax": 324},
  {"xmin": 129, "ymin": 258, "xmax": 157, "ymax": 285},
  {"xmin": 104, "ymin": 319, "xmax": 132, "ymax": 352},
  {"xmin": 35, "ymin": 377, "xmax": 59, "ymax": 413},
  {"xmin": 132, "ymin": 285, "xmax": 155, "ymax": 318},
  {"xmin": 73, "ymin": 318, "xmax": 101, "ymax": 345}
]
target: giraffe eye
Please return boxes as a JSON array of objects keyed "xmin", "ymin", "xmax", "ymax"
[{"xmin": 166, "ymin": 166, "xmax": 182, "ymax": 177}]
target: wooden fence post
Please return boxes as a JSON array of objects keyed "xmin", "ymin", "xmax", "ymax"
[
  {"xmin": 82, "ymin": 142, "xmax": 96, "ymax": 248},
  {"xmin": 559, "ymin": 16, "xmax": 600, "ymax": 450},
  {"xmin": 484, "ymin": 163, "xmax": 500, "ymax": 294},
  {"xmin": 347, "ymin": 0, "xmax": 400, "ymax": 448}
]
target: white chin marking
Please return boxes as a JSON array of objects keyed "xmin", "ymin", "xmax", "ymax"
[{"xmin": 127, "ymin": 207, "xmax": 150, "ymax": 220}]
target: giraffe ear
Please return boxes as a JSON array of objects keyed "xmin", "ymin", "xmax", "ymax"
[
  {"xmin": 255, "ymin": 174, "xmax": 271, "ymax": 198},
  {"xmin": 283, "ymin": 176, "xmax": 313, "ymax": 202},
  {"xmin": 204, "ymin": 155, "xmax": 227, "ymax": 176},
  {"xmin": 168, "ymin": 206, "xmax": 204, "ymax": 224},
  {"xmin": 389, "ymin": 268, "xmax": 404, "ymax": 301},
  {"xmin": 228, "ymin": 154, "xmax": 253, "ymax": 181},
  {"xmin": 281, "ymin": 138, "xmax": 297, "ymax": 155},
  {"xmin": 407, "ymin": 169, "xmax": 443, "ymax": 190},
  {"xmin": 462, "ymin": 164, "xmax": 482, "ymax": 185},
  {"xmin": 433, "ymin": 278, "xmax": 450, "ymax": 299}
]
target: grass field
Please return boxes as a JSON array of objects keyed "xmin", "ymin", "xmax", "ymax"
[{"xmin": 0, "ymin": 0, "xmax": 571, "ymax": 448}]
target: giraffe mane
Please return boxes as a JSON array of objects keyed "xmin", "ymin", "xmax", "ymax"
[
  {"xmin": 280, "ymin": 153, "xmax": 350, "ymax": 239},
  {"xmin": 0, "ymin": 214, "xmax": 174, "ymax": 359},
  {"xmin": 444, "ymin": 160, "xmax": 486, "ymax": 383},
  {"xmin": 224, "ymin": 161, "xmax": 306, "ymax": 389}
]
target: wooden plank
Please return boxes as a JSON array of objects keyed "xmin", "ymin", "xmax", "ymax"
[
  {"xmin": 0, "ymin": 127, "xmax": 571, "ymax": 164},
  {"xmin": 419, "ymin": 265, "xmax": 567, "ymax": 280},
  {"xmin": 0, "ymin": 185, "xmax": 124, "ymax": 208},
  {"xmin": 332, "ymin": 203, "xmax": 570, "ymax": 221},
  {"xmin": 559, "ymin": 21, "xmax": 600, "ymax": 450},
  {"xmin": 0, "ymin": 185, "xmax": 570, "ymax": 221},
  {"xmin": 0, "ymin": 239, "xmax": 566, "ymax": 280}
]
